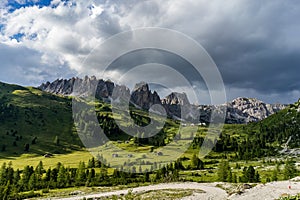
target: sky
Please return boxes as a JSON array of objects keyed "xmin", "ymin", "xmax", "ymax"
[{"xmin": 0, "ymin": 0, "xmax": 299, "ymax": 104}]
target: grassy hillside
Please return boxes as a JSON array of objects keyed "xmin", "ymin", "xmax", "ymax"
[
  {"xmin": 0, "ymin": 82, "xmax": 83, "ymax": 157},
  {"xmin": 1, "ymin": 80, "xmax": 300, "ymax": 167},
  {"xmin": 0, "ymin": 81, "xmax": 180, "ymax": 160},
  {"xmin": 213, "ymin": 100, "xmax": 300, "ymax": 160},
  {"xmin": 246, "ymin": 99, "xmax": 300, "ymax": 148}
]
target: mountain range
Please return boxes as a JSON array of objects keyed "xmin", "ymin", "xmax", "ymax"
[
  {"xmin": 0, "ymin": 78, "xmax": 299, "ymax": 159},
  {"xmin": 39, "ymin": 76, "xmax": 286, "ymax": 124}
]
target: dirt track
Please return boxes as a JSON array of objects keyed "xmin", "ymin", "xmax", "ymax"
[
  {"xmin": 57, "ymin": 182, "xmax": 227, "ymax": 200},
  {"xmin": 229, "ymin": 179, "xmax": 300, "ymax": 200},
  {"xmin": 53, "ymin": 178, "xmax": 300, "ymax": 200}
]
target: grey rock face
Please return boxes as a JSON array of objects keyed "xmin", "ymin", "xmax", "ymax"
[
  {"xmin": 39, "ymin": 76, "xmax": 123, "ymax": 101},
  {"xmin": 162, "ymin": 92, "xmax": 190, "ymax": 106},
  {"xmin": 161, "ymin": 92, "xmax": 199, "ymax": 121},
  {"xmin": 198, "ymin": 97, "xmax": 286, "ymax": 124},
  {"xmin": 130, "ymin": 82, "xmax": 162, "ymax": 110},
  {"xmin": 94, "ymin": 79, "xmax": 115, "ymax": 99},
  {"xmin": 39, "ymin": 78, "xmax": 75, "ymax": 95},
  {"xmin": 227, "ymin": 97, "xmax": 286, "ymax": 123}
]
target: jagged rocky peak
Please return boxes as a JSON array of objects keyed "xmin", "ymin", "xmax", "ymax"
[
  {"xmin": 94, "ymin": 79, "xmax": 115, "ymax": 98},
  {"xmin": 162, "ymin": 92, "xmax": 190, "ymax": 106},
  {"xmin": 130, "ymin": 82, "xmax": 161, "ymax": 110},
  {"xmin": 38, "ymin": 76, "xmax": 131, "ymax": 100},
  {"xmin": 111, "ymin": 84, "xmax": 130, "ymax": 101},
  {"xmin": 231, "ymin": 97, "xmax": 261, "ymax": 105},
  {"xmin": 39, "ymin": 77, "xmax": 76, "ymax": 95},
  {"xmin": 198, "ymin": 97, "xmax": 286, "ymax": 124},
  {"xmin": 161, "ymin": 92, "xmax": 199, "ymax": 121},
  {"xmin": 230, "ymin": 97, "xmax": 268, "ymax": 109},
  {"xmin": 39, "ymin": 81, "xmax": 50, "ymax": 90},
  {"xmin": 133, "ymin": 82, "xmax": 149, "ymax": 92},
  {"xmin": 226, "ymin": 97, "xmax": 286, "ymax": 123},
  {"xmin": 229, "ymin": 97, "xmax": 285, "ymax": 112}
]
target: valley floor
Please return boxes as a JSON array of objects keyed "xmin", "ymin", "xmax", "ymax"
[{"xmin": 45, "ymin": 178, "xmax": 300, "ymax": 200}]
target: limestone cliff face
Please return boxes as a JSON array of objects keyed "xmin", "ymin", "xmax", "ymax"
[
  {"xmin": 130, "ymin": 82, "xmax": 162, "ymax": 110},
  {"xmin": 199, "ymin": 97, "xmax": 286, "ymax": 124},
  {"xmin": 161, "ymin": 92, "xmax": 199, "ymax": 120},
  {"xmin": 229, "ymin": 97, "xmax": 285, "ymax": 122},
  {"xmin": 39, "ymin": 76, "xmax": 129, "ymax": 101},
  {"xmin": 39, "ymin": 78, "xmax": 286, "ymax": 124},
  {"xmin": 39, "ymin": 78, "xmax": 75, "ymax": 95},
  {"xmin": 161, "ymin": 92, "xmax": 190, "ymax": 106}
]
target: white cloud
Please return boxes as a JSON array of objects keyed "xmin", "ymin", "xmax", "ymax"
[
  {"xmin": 90, "ymin": 4, "xmax": 103, "ymax": 19},
  {"xmin": 1, "ymin": 0, "xmax": 128, "ymax": 73}
]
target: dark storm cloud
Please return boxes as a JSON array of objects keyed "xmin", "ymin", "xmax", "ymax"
[
  {"xmin": 208, "ymin": 42, "xmax": 300, "ymax": 92},
  {"xmin": 107, "ymin": 49, "xmax": 204, "ymax": 86},
  {"xmin": 186, "ymin": 1, "xmax": 300, "ymax": 94},
  {"xmin": 91, "ymin": 0, "xmax": 300, "ymax": 103}
]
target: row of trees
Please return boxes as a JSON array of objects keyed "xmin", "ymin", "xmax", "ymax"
[
  {"xmin": 0, "ymin": 156, "xmax": 194, "ymax": 199},
  {"xmin": 73, "ymin": 102, "xmax": 183, "ymax": 149},
  {"xmin": 190, "ymin": 132, "xmax": 273, "ymax": 161},
  {"xmin": 218, "ymin": 160, "xmax": 260, "ymax": 183},
  {"xmin": 197, "ymin": 129, "xmax": 281, "ymax": 161},
  {"xmin": 1, "ymin": 155, "xmax": 296, "ymax": 199},
  {"xmin": 218, "ymin": 159, "xmax": 298, "ymax": 183}
]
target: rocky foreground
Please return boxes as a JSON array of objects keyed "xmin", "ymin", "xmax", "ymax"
[{"xmin": 49, "ymin": 178, "xmax": 300, "ymax": 200}]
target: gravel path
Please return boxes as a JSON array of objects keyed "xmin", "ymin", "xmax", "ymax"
[
  {"xmin": 47, "ymin": 178, "xmax": 300, "ymax": 200},
  {"xmin": 56, "ymin": 182, "xmax": 228, "ymax": 200},
  {"xmin": 229, "ymin": 179, "xmax": 300, "ymax": 200}
]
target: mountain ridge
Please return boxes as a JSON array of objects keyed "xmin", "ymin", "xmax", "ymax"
[{"xmin": 38, "ymin": 77, "xmax": 286, "ymax": 124}]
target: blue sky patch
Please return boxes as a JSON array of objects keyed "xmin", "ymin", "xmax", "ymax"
[
  {"xmin": 7, "ymin": 0, "xmax": 52, "ymax": 12},
  {"xmin": 10, "ymin": 33, "xmax": 25, "ymax": 42},
  {"xmin": 0, "ymin": 24, "xmax": 4, "ymax": 32}
]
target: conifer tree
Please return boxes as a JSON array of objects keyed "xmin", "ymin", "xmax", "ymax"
[
  {"xmin": 57, "ymin": 165, "xmax": 67, "ymax": 188},
  {"xmin": 284, "ymin": 159, "xmax": 297, "ymax": 180},
  {"xmin": 217, "ymin": 160, "xmax": 230, "ymax": 182}
]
